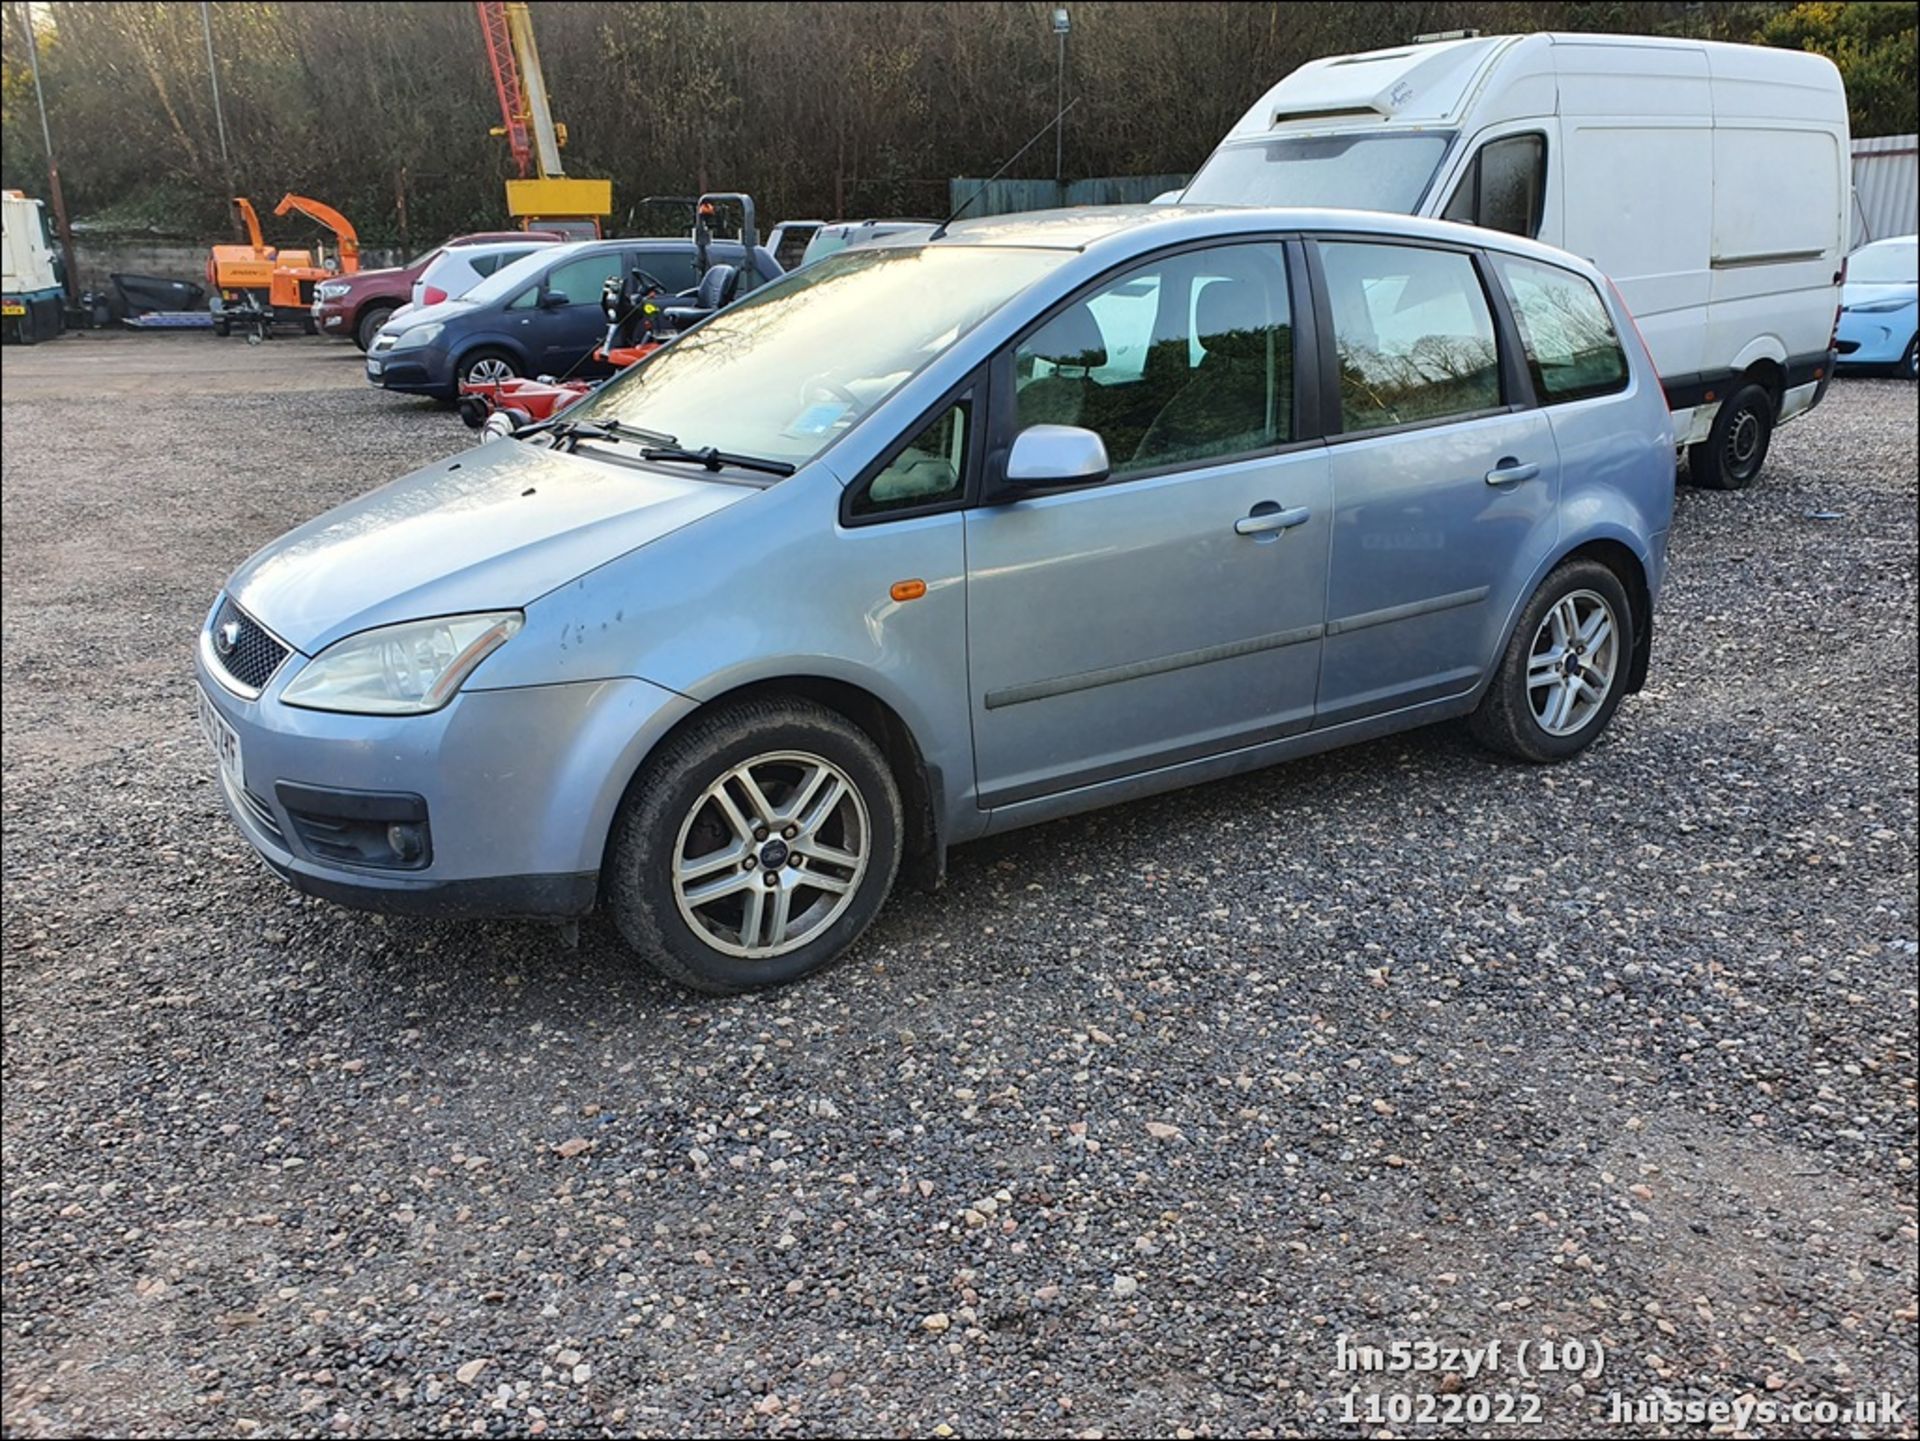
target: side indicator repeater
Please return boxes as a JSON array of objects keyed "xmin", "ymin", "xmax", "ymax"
[{"xmin": 889, "ymin": 579, "xmax": 927, "ymax": 603}]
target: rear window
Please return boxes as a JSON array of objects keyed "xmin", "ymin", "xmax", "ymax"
[
  {"xmin": 1319, "ymin": 241, "xmax": 1502, "ymax": 432},
  {"xmin": 1493, "ymin": 255, "xmax": 1628, "ymax": 403}
]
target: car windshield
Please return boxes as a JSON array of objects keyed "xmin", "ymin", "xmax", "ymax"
[
  {"xmin": 461, "ymin": 243, "xmax": 588, "ymax": 305},
  {"xmin": 1850, "ymin": 240, "xmax": 1917, "ymax": 284},
  {"xmin": 573, "ymin": 245, "xmax": 1069, "ymax": 467},
  {"xmin": 1181, "ymin": 132, "xmax": 1455, "ymax": 212}
]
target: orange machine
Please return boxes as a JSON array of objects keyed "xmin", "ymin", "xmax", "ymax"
[{"xmin": 206, "ymin": 194, "xmax": 359, "ymax": 339}]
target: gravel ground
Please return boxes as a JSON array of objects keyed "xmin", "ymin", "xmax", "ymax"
[{"xmin": 3, "ymin": 335, "xmax": 1916, "ymax": 1438}]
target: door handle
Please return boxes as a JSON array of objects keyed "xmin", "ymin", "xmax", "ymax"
[
  {"xmin": 1485, "ymin": 458, "xmax": 1541, "ymax": 486},
  {"xmin": 1235, "ymin": 504, "xmax": 1311, "ymax": 537}
]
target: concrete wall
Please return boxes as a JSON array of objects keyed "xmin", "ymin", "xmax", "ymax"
[{"xmin": 69, "ymin": 236, "xmax": 405, "ymax": 300}]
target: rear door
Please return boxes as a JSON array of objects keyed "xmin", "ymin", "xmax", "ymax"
[
  {"xmin": 1311, "ymin": 236, "xmax": 1559, "ymax": 726},
  {"xmin": 965, "ymin": 239, "xmax": 1331, "ymax": 809}
]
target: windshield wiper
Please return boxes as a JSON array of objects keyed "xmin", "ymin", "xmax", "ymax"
[
  {"xmin": 639, "ymin": 445, "xmax": 797, "ymax": 478},
  {"xmin": 530, "ymin": 417, "xmax": 679, "ymax": 451}
]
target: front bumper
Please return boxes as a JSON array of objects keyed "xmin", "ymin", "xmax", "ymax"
[
  {"xmin": 1834, "ymin": 310, "xmax": 1913, "ymax": 367},
  {"xmin": 365, "ymin": 344, "xmax": 451, "ymax": 396},
  {"xmin": 312, "ymin": 298, "xmax": 352, "ymax": 336},
  {"xmin": 195, "ymin": 633, "xmax": 693, "ymax": 919}
]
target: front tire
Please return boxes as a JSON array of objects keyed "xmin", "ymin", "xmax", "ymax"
[
  {"xmin": 1686, "ymin": 380, "xmax": 1773, "ymax": 490},
  {"xmin": 458, "ymin": 347, "xmax": 521, "ymax": 389},
  {"xmin": 1470, "ymin": 559, "xmax": 1635, "ymax": 763},
  {"xmin": 606, "ymin": 697, "xmax": 903, "ymax": 993},
  {"xmin": 355, "ymin": 305, "xmax": 395, "ymax": 351},
  {"xmin": 1901, "ymin": 334, "xmax": 1917, "ymax": 382}
]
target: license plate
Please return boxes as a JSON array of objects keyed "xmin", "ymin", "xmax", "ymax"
[
  {"xmin": 195, "ymin": 684, "xmax": 244, "ymax": 791},
  {"xmin": 1, "ymin": 302, "xmax": 24, "ymax": 317}
]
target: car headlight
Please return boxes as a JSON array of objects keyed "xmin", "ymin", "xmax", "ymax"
[
  {"xmin": 1844, "ymin": 297, "xmax": 1912, "ymax": 314},
  {"xmin": 391, "ymin": 322, "xmax": 444, "ymax": 350},
  {"xmin": 281, "ymin": 613, "xmax": 522, "ymax": 715},
  {"xmin": 316, "ymin": 281, "xmax": 351, "ymax": 300}
]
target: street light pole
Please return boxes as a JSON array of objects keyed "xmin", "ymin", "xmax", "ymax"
[
  {"xmin": 1052, "ymin": 7, "xmax": 1070, "ymax": 184},
  {"xmin": 17, "ymin": 0, "xmax": 79, "ymax": 305}
]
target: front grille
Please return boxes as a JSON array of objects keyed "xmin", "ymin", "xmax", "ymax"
[{"xmin": 209, "ymin": 597, "xmax": 289, "ymax": 693}]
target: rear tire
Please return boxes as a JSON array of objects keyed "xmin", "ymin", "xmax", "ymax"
[
  {"xmin": 355, "ymin": 305, "xmax": 394, "ymax": 351},
  {"xmin": 1686, "ymin": 380, "xmax": 1773, "ymax": 490},
  {"xmin": 1470, "ymin": 558, "xmax": 1635, "ymax": 763},
  {"xmin": 606, "ymin": 697, "xmax": 903, "ymax": 994}
]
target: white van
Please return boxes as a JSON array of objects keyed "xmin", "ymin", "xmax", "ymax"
[{"xmin": 1180, "ymin": 32, "xmax": 1851, "ymax": 489}]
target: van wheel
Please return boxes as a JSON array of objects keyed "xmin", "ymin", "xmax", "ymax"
[
  {"xmin": 606, "ymin": 697, "xmax": 903, "ymax": 994},
  {"xmin": 355, "ymin": 305, "xmax": 395, "ymax": 351},
  {"xmin": 1470, "ymin": 558, "xmax": 1634, "ymax": 763},
  {"xmin": 1687, "ymin": 381, "xmax": 1773, "ymax": 490},
  {"xmin": 459, "ymin": 348, "xmax": 520, "ymax": 387}
]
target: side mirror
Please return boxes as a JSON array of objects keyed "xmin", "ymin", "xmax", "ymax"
[
  {"xmin": 1004, "ymin": 424, "xmax": 1110, "ymax": 491},
  {"xmin": 540, "ymin": 289, "xmax": 571, "ymax": 309}
]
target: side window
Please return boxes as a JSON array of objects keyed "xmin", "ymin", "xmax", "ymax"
[
  {"xmin": 543, "ymin": 253, "xmax": 623, "ymax": 306},
  {"xmin": 1442, "ymin": 134, "xmax": 1546, "ymax": 239},
  {"xmin": 1494, "ymin": 255, "xmax": 1629, "ymax": 403},
  {"xmin": 507, "ymin": 285, "xmax": 538, "ymax": 310},
  {"xmin": 632, "ymin": 249, "xmax": 701, "ymax": 293},
  {"xmin": 1320, "ymin": 241, "xmax": 1502, "ymax": 432},
  {"xmin": 851, "ymin": 400, "xmax": 970, "ymax": 517},
  {"xmin": 1013, "ymin": 242, "xmax": 1292, "ymax": 477}
]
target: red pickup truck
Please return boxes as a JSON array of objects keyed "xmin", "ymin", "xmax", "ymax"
[{"xmin": 311, "ymin": 230, "xmax": 562, "ymax": 350}]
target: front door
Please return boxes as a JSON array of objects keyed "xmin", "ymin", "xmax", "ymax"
[
  {"xmin": 1311, "ymin": 237, "xmax": 1560, "ymax": 726},
  {"xmin": 533, "ymin": 249, "xmax": 631, "ymax": 374},
  {"xmin": 965, "ymin": 240, "xmax": 1331, "ymax": 809}
]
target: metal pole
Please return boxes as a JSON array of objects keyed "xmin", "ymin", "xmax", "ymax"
[
  {"xmin": 200, "ymin": 0, "xmax": 242, "ymax": 239},
  {"xmin": 1054, "ymin": 29, "xmax": 1065, "ymax": 182},
  {"xmin": 18, "ymin": 0, "xmax": 79, "ymax": 304}
]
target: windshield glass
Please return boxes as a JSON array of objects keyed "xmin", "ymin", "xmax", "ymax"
[
  {"xmin": 462, "ymin": 242, "xmax": 586, "ymax": 305},
  {"xmin": 1182, "ymin": 132, "xmax": 1455, "ymax": 212},
  {"xmin": 1850, "ymin": 239, "xmax": 1917, "ymax": 284},
  {"xmin": 574, "ymin": 245, "xmax": 1069, "ymax": 466}
]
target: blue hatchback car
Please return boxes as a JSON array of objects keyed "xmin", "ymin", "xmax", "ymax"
[
  {"xmin": 366, "ymin": 236, "xmax": 783, "ymax": 398},
  {"xmin": 202, "ymin": 206, "xmax": 1673, "ymax": 992},
  {"xmin": 1835, "ymin": 235, "xmax": 1918, "ymax": 379}
]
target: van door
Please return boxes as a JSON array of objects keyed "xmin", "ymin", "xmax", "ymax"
[
  {"xmin": 1552, "ymin": 39, "xmax": 1713, "ymax": 401},
  {"xmin": 965, "ymin": 240, "xmax": 1331, "ymax": 809},
  {"xmin": 531, "ymin": 249, "xmax": 629, "ymax": 373},
  {"xmin": 1434, "ymin": 124, "xmax": 1559, "ymax": 245},
  {"xmin": 1311, "ymin": 237, "xmax": 1560, "ymax": 726}
]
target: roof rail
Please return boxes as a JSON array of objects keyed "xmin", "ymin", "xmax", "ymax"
[{"xmin": 1411, "ymin": 28, "xmax": 1479, "ymax": 43}]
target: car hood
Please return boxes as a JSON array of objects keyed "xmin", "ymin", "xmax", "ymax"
[
  {"xmin": 1842, "ymin": 280, "xmax": 1917, "ymax": 307},
  {"xmin": 338, "ymin": 264, "xmax": 410, "ymax": 290},
  {"xmin": 378, "ymin": 297, "xmax": 473, "ymax": 338},
  {"xmin": 227, "ymin": 440, "xmax": 749, "ymax": 653}
]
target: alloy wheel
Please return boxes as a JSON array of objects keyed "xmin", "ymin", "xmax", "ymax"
[
  {"xmin": 670, "ymin": 751, "xmax": 870, "ymax": 959},
  {"xmin": 466, "ymin": 356, "xmax": 515, "ymax": 385},
  {"xmin": 1527, "ymin": 589, "xmax": 1620, "ymax": 737}
]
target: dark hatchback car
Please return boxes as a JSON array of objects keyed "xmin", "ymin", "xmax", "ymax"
[
  {"xmin": 313, "ymin": 230, "xmax": 562, "ymax": 350},
  {"xmin": 364, "ymin": 237, "xmax": 782, "ymax": 399}
]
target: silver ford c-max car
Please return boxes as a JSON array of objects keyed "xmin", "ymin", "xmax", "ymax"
[{"xmin": 196, "ymin": 205, "xmax": 1673, "ymax": 992}]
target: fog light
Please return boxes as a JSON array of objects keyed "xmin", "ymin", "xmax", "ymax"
[{"xmin": 387, "ymin": 823, "xmax": 427, "ymax": 863}]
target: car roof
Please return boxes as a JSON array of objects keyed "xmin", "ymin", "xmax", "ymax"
[{"xmin": 916, "ymin": 203, "xmax": 1605, "ymax": 274}]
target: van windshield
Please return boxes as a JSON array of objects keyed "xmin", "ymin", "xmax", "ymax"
[
  {"xmin": 1181, "ymin": 132, "xmax": 1455, "ymax": 213},
  {"xmin": 573, "ymin": 245, "xmax": 1068, "ymax": 467}
]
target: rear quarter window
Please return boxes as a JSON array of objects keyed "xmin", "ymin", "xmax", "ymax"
[{"xmin": 1492, "ymin": 255, "xmax": 1629, "ymax": 403}]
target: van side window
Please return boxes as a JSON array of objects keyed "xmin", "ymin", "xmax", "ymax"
[
  {"xmin": 1013, "ymin": 242, "xmax": 1292, "ymax": 476},
  {"xmin": 1319, "ymin": 241, "xmax": 1502, "ymax": 432},
  {"xmin": 544, "ymin": 254, "xmax": 624, "ymax": 306},
  {"xmin": 851, "ymin": 400, "xmax": 970, "ymax": 517},
  {"xmin": 1442, "ymin": 134, "xmax": 1546, "ymax": 240},
  {"xmin": 1493, "ymin": 256, "xmax": 1629, "ymax": 403}
]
